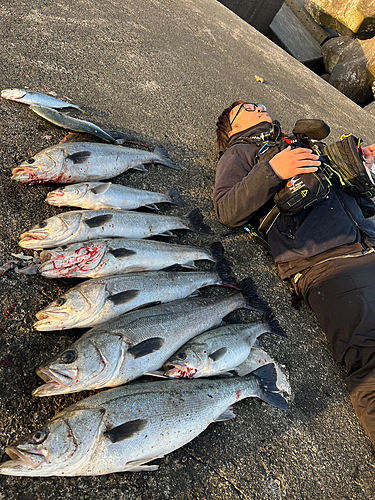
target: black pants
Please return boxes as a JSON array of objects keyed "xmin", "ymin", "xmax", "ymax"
[{"xmin": 294, "ymin": 252, "xmax": 375, "ymax": 444}]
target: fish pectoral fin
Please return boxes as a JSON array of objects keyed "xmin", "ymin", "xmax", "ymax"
[
  {"xmin": 84, "ymin": 214, "xmax": 113, "ymax": 228},
  {"xmin": 128, "ymin": 337, "xmax": 165, "ymax": 359},
  {"xmin": 90, "ymin": 183, "xmax": 112, "ymax": 195},
  {"xmin": 109, "ymin": 248, "xmax": 137, "ymax": 259},
  {"xmin": 108, "ymin": 289, "xmax": 140, "ymax": 305},
  {"xmin": 208, "ymin": 347, "xmax": 228, "ymax": 362},
  {"xmin": 104, "ymin": 418, "xmax": 148, "ymax": 443},
  {"xmin": 67, "ymin": 151, "xmax": 92, "ymax": 164},
  {"xmin": 215, "ymin": 407, "xmax": 236, "ymax": 422}
]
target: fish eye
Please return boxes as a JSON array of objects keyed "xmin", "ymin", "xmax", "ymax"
[
  {"xmin": 177, "ymin": 352, "xmax": 186, "ymax": 361},
  {"xmin": 61, "ymin": 349, "xmax": 77, "ymax": 364},
  {"xmin": 37, "ymin": 221, "xmax": 48, "ymax": 229},
  {"xmin": 27, "ymin": 158, "xmax": 35, "ymax": 164},
  {"xmin": 31, "ymin": 429, "xmax": 48, "ymax": 444},
  {"xmin": 60, "ymin": 245, "xmax": 68, "ymax": 250},
  {"xmin": 55, "ymin": 297, "xmax": 66, "ymax": 307}
]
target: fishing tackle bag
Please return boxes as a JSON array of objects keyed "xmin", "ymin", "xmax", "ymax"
[{"xmin": 323, "ymin": 134, "xmax": 375, "ymax": 198}]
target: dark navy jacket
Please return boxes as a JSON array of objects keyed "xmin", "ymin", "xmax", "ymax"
[{"xmin": 213, "ymin": 122, "xmax": 375, "ymax": 273}]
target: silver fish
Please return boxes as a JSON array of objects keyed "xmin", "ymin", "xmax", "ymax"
[
  {"xmin": 18, "ymin": 208, "xmax": 212, "ymax": 250},
  {"xmin": 1, "ymin": 371, "xmax": 287, "ymax": 476},
  {"xmin": 37, "ymin": 240, "xmax": 224, "ymax": 278},
  {"xmin": 30, "ymin": 106, "xmax": 117, "ymax": 144},
  {"xmin": 45, "ymin": 182, "xmax": 186, "ymax": 210},
  {"xmin": 161, "ymin": 321, "xmax": 285, "ymax": 378},
  {"xmin": 12, "ymin": 142, "xmax": 180, "ymax": 185},
  {"xmin": 33, "ymin": 267, "xmax": 239, "ymax": 331},
  {"xmin": 1, "ymin": 89, "xmax": 82, "ymax": 110},
  {"xmin": 33, "ymin": 290, "xmax": 255, "ymax": 395}
]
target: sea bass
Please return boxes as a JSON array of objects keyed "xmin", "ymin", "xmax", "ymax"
[
  {"xmin": 1, "ymin": 89, "xmax": 82, "ymax": 110},
  {"xmin": 45, "ymin": 182, "xmax": 186, "ymax": 210},
  {"xmin": 30, "ymin": 106, "xmax": 118, "ymax": 144},
  {"xmin": 19, "ymin": 208, "xmax": 212, "ymax": 250},
  {"xmin": 33, "ymin": 290, "xmax": 258, "ymax": 395},
  {"xmin": 12, "ymin": 142, "xmax": 180, "ymax": 185},
  {"xmin": 37, "ymin": 240, "xmax": 224, "ymax": 278},
  {"xmin": 161, "ymin": 321, "xmax": 285, "ymax": 379},
  {"xmin": 1, "ymin": 370, "xmax": 287, "ymax": 476},
  {"xmin": 33, "ymin": 267, "xmax": 239, "ymax": 331}
]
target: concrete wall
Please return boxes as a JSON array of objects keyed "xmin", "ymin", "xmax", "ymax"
[{"xmin": 217, "ymin": 0, "xmax": 284, "ymax": 33}]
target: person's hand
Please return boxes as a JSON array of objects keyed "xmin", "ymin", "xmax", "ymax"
[
  {"xmin": 269, "ymin": 146, "xmax": 321, "ymax": 180},
  {"xmin": 362, "ymin": 144, "xmax": 375, "ymax": 167}
]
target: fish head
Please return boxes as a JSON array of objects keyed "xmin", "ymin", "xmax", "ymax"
[
  {"xmin": 19, "ymin": 212, "xmax": 82, "ymax": 249},
  {"xmin": 163, "ymin": 343, "xmax": 207, "ymax": 378},
  {"xmin": 0, "ymin": 408, "xmax": 105, "ymax": 476},
  {"xmin": 38, "ymin": 241, "xmax": 107, "ymax": 278},
  {"xmin": 1, "ymin": 88, "xmax": 26, "ymax": 100},
  {"xmin": 33, "ymin": 282, "xmax": 107, "ymax": 331},
  {"xmin": 33, "ymin": 332, "xmax": 125, "ymax": 395},
  {"xmin": 46, "ymin": 184, "xmax": 90, "ymax": 206},
  {"xmin": 12, "ymin": 148, "xmax": 66, "ymax": 184}
]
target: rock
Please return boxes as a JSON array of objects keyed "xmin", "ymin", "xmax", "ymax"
[
  {"xmin": 322, "ymin": 36, "xmax": 365, "ymax": 74},
  {"xmin": 270, "ymin": 3, "xmax": 323, "ymax": 66},
  {"xmin": 304, "ymin": 0, "xmax": 375, "ymax": 39},
  {"xmin": 329, "ymin": 57, "xmax": 370, "ymax": 103},
  {"xmin": 360, "ymin": 37, "xmax": 375, "ymax": 84}
]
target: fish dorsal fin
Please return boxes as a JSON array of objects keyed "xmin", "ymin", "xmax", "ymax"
[
  {"xmin": 104, "ymin": 418, "xmax": 147, "ymax": 443},
  {"xmin": 128, "ymin": 337, "xmax": 165, "ymax": 359},
  {"xmin": 109, "ymin": 248, "xmax": 137, "ymax": 259},
  {"xmin": 208, "ymin": 347, "xmax": 228, "ymax": 362},
  {"xmin": 90, "ymin": 183, "xmax": 112, "ymax": 195},
  {"xmin": 215, "ymin": 407, "xmax": 236, "ymax": 422},
  {"xmin": 84, "ymin": 214, "xmax": 113, "ymax": 228},
  {"xmin": 67, "ymin": 151, "xmax": 92, "ymax": 164},
  {"xmin": 108, "ymin": 289, "xmax": 140, "ymax": 305}
]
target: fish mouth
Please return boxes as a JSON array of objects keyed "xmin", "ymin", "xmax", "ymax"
[
  {"xmin": 4, "ymin": 446, "xmax": 45, "ymax": 469},
  {"xmin": 33, "ymin": 311, "xmax": 70, "ymax": 331},
  {"xmin": 45, "ymin": 191, "xmax": 67, "ymax": 205},
  {"xmin": 163, "ymin": 364, "xmax": 191, "ymax": 378},
  {"xmin": 19, "ymin": 231, "xmax": 49, "ymax": 248},
  {"xmin": 11, "ymin": 168, "xmax": 41, "ymax": 184},
  {"xmin": 33, "ymin": 367, "xmax": 76, "ymax": 396}
]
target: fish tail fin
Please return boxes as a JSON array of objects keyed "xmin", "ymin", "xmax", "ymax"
[
  {"xmin": 239, "ymin": 276, "xmax": 270, "ymax": 313},
  {"xmin": 165, "ymin": 188, "xmax": 186, "ymax": 207},
  {"xmin": 262, "ymin": 308, "xmax": 287, "ymax": 338},
  {"xmin": 251, "ymin": 364, "xmax": 289, "ymax": 410},
  {"xmin": 185, "ymin": 208, "xmax": 213, "ymax": 235},
  {"xmin": 212, "ymin": 243, "xmax": 240, "ymax": 289},
  {"xmin": 154, "ymin": 145, "xmax": 181, "ymax": 170}
]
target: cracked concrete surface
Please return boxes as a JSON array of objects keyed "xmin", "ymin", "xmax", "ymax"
[{"xmin": 1, "ymin": 0, "xmax": 375, "ymax": 498}]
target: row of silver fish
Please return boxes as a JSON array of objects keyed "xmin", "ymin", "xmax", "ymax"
[
  {"xmin": 1, "ymin": 88, "xmax": 289, "ymax": 477},
  {"xmin": 32, "ymin": 290, "xmax": 289, "ymax": 396}
]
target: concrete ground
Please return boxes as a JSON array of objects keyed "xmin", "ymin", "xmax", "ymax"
[{"xmin": 1, "ymin": 0, "xmax": 375, "ymax": 498}]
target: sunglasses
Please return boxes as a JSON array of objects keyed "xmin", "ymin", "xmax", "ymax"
[{"xmin": 230, "ymin": 103, "xmax": 267, "ymax": 127}]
